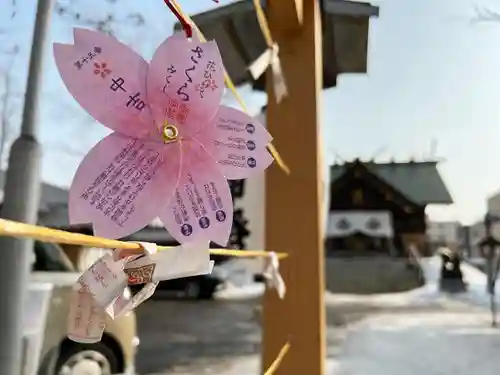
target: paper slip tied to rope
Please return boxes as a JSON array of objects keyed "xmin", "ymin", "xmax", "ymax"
[
  {"xmin": 68, "ymin": 241, "xmax": 213, "ymax": 343},
  {"xmin": 67, "ymin": 240, "xmax": 285, "ymax": 343}
]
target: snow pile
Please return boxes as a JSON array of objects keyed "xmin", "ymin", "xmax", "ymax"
[
  {"xmin": 213, "ymin": 255, "xmax": 446, "ymax": 303},
  {"xmin": 411, "ymin": 255, "xmax": 500, "ymax": 310},
  {"xmin": 211, "ymin": 254, "xmax": 498, "ymax": 309},
  {"xmin": 453, "ymin": 260, "xmax": 500, "ymax": 308},
  {"xmin": 213, "ymin": 259, "xmax": 265, "ymax": 300},
  {"xmin": 215, "ymin": 282, "xmax": 265, "ymax": 300},
  {"xmin": 324, "ymin": 256, "xmax": 442, "ymax": 308}
]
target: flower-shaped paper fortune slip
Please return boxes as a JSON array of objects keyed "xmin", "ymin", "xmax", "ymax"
[{"xmin": 54, "ymin": 29, "xmax": 273, "ymax": 244}]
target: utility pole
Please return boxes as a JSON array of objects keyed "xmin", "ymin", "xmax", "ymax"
[
  {"xmin": 262, "ymin": 1, "xmax": 326, "ymax": 375},
  {"xmin": 482, "ymin": 213, "xmax": 500, "ymax": 327},
  {"xmin": 0, "ymin": 0, "xmax": 52, "ymax": 373}
]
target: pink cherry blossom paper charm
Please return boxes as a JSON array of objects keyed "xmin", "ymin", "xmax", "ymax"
[
  {"xmin": 68, "ymin": 241, "xmax": 212, "ymax": 343},
  {"xmin": 54, "ymin": 28, "xmax": 274, "ymax": 245}
]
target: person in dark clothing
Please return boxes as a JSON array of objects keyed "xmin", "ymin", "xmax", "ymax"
[{"xmin": 438, "ymin": 247, "xmax": 466, "ymax": 293}]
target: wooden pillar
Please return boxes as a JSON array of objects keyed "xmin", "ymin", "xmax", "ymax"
[{"xmin": 262, "ymin": 1, "xmax": 325, "ymax": 375}]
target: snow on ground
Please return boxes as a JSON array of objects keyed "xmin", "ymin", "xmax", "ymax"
[
  {"xmin": 188, "ymin": 256, "xmax": 500, "ymax": 375},
  {"xmin": 210, "ymin": 257, "xmax": 500, "ymax": 375},
  {"xmin": 325, "ymin": 256, "xmax": 442, "ymax": 307},
  {"xmin": 209, "ymin": 311, "xmax": 500, "ymax": 375},
  {"xmin": 327, "ymin": 311, "xmax": 500, "ymax": 375},
  {"xmin": 214, "ymin": 255, "xmax": 443, "ymax": 303},
  {"xmin": 213, "ymin": 259, "xmax": 265, "ymax": 300},
  {"xmin": 325, "ymin": 257, "xmax": 500, "ymax": 375},
  {"xmin": 457, "ymin": 260, "xmax": 500, "ymax": 308},
  {"xmin": 213, "ymin": 255, "xmax": 500, "ymax": 312},
  {"xmin": 400, "ymin": 255, "xmax": 500, "ymax": 310},
  {"xmin": 326, "ymin": 255, "xmax": 500, "ymax": 311},
  {"xmin": 175, "ymin": 355, "xmax": 358, "ymax": 375},
  {"xmin": 215, "ymin": 282, "xmax": 265, "ymax": 300}
]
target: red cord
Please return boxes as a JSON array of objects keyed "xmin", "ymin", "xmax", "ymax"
[{"xmin": 163, "ymin": 0, "xmax": 193, "ymax": 38}]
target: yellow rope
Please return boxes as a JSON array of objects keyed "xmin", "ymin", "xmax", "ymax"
[
  {"xmin": 171, "ymin": 0, "xmax": 290, "ymax": 175},
  {"xmin": 263, "ymin": 341, "xmax": 291, "ymax": 375},
  {"xmin": 252, "ymin": 0, "xmax": 274, "ymax": 48},
  {"xmin": 0, "ymin": 218, "xmax": 288, "ymax": 259}
]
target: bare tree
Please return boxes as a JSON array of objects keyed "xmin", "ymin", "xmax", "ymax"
[
  {"xmin": 0, "ymin": 0, "xmax": 17, "ymax": 29},
  {"xmin": 471, "ymin": 5, "xmax": 500, "ymax": 23},
  {"xmin": 0, "ymin": 0, "xmax": 149, "ymax": 172},
  {"xmin": 54, "ymin": 0, "xmax": 146, "ymax": 37},
  {"xmin": 0, "ymin": 75, "xmax": 14, "ymax": 164}
]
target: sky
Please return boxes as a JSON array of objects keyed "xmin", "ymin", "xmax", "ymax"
[{"xmin": 1, "ymin": 0, "xmax": 500, "ymax": 225}]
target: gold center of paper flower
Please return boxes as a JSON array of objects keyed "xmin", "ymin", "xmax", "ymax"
[{"xmin": 162, "ymin": 122, "xmax": 179, "ymax": 144}]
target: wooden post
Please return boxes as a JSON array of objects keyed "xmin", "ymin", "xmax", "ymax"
[{"xmin": 262, "ymin": 1, "xmax": 325, "ymax": 375}]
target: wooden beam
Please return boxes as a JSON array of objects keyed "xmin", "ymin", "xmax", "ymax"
[
  {"xmin": 262, "ymin": 1, "xmax": 325, "ymax": 375},
  {"xmin": 273, "ymin": 0, "xmax": 304, "ymax": 32}
]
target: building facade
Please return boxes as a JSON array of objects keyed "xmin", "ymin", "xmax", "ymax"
[
  {"xmin": 0, "ymin": 170, "xmax": 69, "ymax": 225},
  {"xmin": 326, "ymin": 159, "xmax": 453, "ymax": 257},
  {"xmin": 426, "ymin": 220, "xmax": 461, "ymax": 253},
  {"xmin": 487, "ymin": 191, "xmax": 500, "ymax": 240},
  {"xmin": 237, "ymin": 115, "xmax": 454, "ymax": 259},
  {"xmin": 466, "ymin": 219, "xmax": 486, "ymax": 259}
]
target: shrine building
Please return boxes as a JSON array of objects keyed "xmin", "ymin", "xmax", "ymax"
[{"xmin": 326, "ymin": 158, "xmax": 453, "ymax": 257}]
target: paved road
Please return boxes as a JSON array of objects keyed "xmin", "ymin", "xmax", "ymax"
[
  {"xmin": 135, "ymin": 298, "xmax": 261, "ymax": 374},
  {"xmin": 135, "ymin": 292, "xmax": 455, "ymax": 375}
]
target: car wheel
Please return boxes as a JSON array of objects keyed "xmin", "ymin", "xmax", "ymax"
[
  {"xmin": 55, "ymin": 342, "xmax": 120, "ymax": 375},
  {"xmin": 184, "ymin": 281, "xmax": 201, "ymax": 299}
]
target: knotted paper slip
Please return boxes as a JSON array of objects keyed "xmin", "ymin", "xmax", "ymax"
[{"xmin": 68, "ymin": 241, "xmax": 213, "ymax": 343}]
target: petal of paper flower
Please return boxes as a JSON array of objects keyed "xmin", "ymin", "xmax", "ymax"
[
  {"xmin": 69, "ymin": 132, "xmax": 181, "ymax": 239},
  {"xmin": 54, "ymin": 28, "xmax": 155, "ymax": 139},
  {"xmin": 147, "ymin": 32, "xmax": 224, "ymax": 137},
  {"xmin": 159, "ymin": 140, "xmax": 233, "ymax": 246},
  {"xmin": 199, "ymin": 106, "xmax": 274, "ymax": 180}
]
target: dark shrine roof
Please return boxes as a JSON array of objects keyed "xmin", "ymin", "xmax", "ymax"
[
  {"xmin": 173, "ymin": 0, "xmax": 379, "ymax": 91},
  {"xmin": 330, "ymin": 160, "xmax": 453, "ymax": 205}
]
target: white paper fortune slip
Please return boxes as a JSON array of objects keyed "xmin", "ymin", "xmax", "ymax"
[
  {"xmin": 263, "ymin": 252, "xmax": 286, "ymax": 299},
  {"xmin": 67, "ymin": 285, "xmax": 107, "ymax": 344},
  {"xmin": 124, "ymin": 240, "xmax": 213, "ymax": 282},
  {"xmin": 248, "ymin": 43, "xmax": 288, "ymax": 103},
  {"xmin": 67, "ymin": 241, "xmax": 212, "ymax": 343}
]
